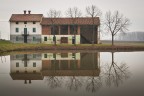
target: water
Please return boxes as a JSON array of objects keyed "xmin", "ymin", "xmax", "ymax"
[{"xmin": 0, "ymin": 51, "xmax": 144, "ymax": 96}]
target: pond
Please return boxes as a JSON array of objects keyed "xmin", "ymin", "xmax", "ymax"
[{"xmin": 0, "ymin": 51, "xmax": 144, "ymax": 96}]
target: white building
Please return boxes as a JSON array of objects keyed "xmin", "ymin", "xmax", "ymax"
[{"xmin": 9, "ymin": 10, "xmax": 43, "ymax": 43}]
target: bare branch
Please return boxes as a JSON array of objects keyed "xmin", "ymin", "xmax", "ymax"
[
  {"xmin": 86, "ymin": 5, "xmax": 102, "ymax": 17},
  {"xmin": 104, "ymin": 10, "xmax": 131, "ymax": 45}
]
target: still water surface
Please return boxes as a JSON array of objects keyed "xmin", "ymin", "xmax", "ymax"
[{"xmin": 0, "ymin": 51, "xmax": 144, "ymax": 96}]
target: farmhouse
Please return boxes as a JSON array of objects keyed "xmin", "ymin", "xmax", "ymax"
[{"xmin": 9, "ymin": 11, "xmax": 100, "ymax": 44}]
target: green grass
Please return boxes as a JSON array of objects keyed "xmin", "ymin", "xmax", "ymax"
[{"xmin": 1, "ymin": 40, "xmax": 144, "ymax": 53}]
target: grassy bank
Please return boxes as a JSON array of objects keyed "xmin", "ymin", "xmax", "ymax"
[{"xmin": 0, "ymin": 40, "xmax": 144, "ymax": 53}]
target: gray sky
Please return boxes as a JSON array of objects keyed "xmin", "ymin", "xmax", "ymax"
[{"xmin": 0, "ymin": 0, "xmax": 144, "ymax": 40}]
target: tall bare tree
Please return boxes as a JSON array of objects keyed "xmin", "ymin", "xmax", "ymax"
[
  {"xmin": 66, "ymin": 7, "xmax": 82, "ymax": 45},
  {"xmin": 86, "ymin": 5, "xmax": 102, "ymax": 45},
  {"xmin": 48, "ymin": 9, "xmax": 61, "ymax": 45},
  {"xmin": 104, "ymin": 10, "xmax": 130, "ymax": 46}
]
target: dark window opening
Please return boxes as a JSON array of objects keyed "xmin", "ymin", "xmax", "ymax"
[
  {"xmin": 33, "ymin": 62, "xmax": 36, "ymax": 67},
  {"xmin": 70, "ymin": 25, "xmax": 78, "ymax": 34},
  {"xmin": 24, "ymin": 21, "xmax": 27, "ymax": 24},
  {"xmin": 51, "ymin": 60, "xmax": 59, "ymax": 70},
  {"xmin": 16, "ymin": 22, "xmax": 19, "ymax": 24},
  {"xmin": 60, "ymin": 25, "xmax": 68, "ymax": 35},
  {"xmin": 33, "ymin": 37, "xmax": 36, "ymax": 41},
  {"xmin": 60, "ymin": 60, "xmax": 68, "ymax": 70},
  {"xmin": 33, "ymin": 54, "xmax": 36, "ymax": 58},
  {"xmin": 53, "ymin": 53, "xmax": 56, "ymax": 58},
  {"xmin": 44, "ymin": 54, "xmax": 47, "ymax": 58},
  {"xmin": 24, "ymin": 62, "xmax": 27, "ymax": 67},
  {"xmin": 44, "ymin": 37, "xmax": 47, "ymax": 41},
  {"xmin": 16, "ymin": 62, "xmax": 19, "ymax": 67},
  {"xmin": 61, "ymin": 53, "xmax": 68, "ymax": 58},
  {"xmin": 16, "ymin": 28, "xmax": 19, "ymax": 32},
  {"xmin": 70, "ymin": 60, "xmax": 78, "ymax": 69},
  {"xmin": 51, "ymin": 26, "xmax": 59, "ymax": 35},
  {"xmin": 33, "ymin": 21, "xmax": 36, "ymax": 24},
  {"xmin": 16, "ymin": 36, "xmax": 19, "ymax": 41},
  {"xmin": 33, "ymin": 28, "xmax": 36, "ymax": 32},
  {"xmin": 61, "ymin": 37, "xmax": 68, "ymax": 43}
]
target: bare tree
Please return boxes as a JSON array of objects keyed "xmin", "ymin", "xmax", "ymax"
[
  {"xmin": 104, "ymin": 10, "xmax": 130, "ymax": 46},
  {"xmin": 47, "ymin": 9, "xmax": 61, "ymax": 45},
  {"xmin": 66, "ymin": 7, "xmax": 82, "ymax": 46},
  {"xmin": 86, "ymin": 5, "xmax": 102, "ymax": 45}
]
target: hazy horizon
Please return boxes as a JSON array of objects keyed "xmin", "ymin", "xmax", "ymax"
[{"xmin": 0, "ymin": 0, "xmax": 144, "ymax": 40}]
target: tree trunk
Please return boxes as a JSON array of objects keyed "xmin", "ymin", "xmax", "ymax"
[
  {"xmin": 112, "ymin": 34, "xmax": 114, "ymax": 46},
  {"xmin": 92, "ymin": 23, "xmax": 95, "ymax": 46}
]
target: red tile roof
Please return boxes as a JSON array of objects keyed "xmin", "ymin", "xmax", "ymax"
[
  {"xmin": 9, "ymin": 14, "xmax": 43, "ymax": 22},
  {"xmin": 41, "ymin": 17, "xmax": 100, "ymax": 25}
]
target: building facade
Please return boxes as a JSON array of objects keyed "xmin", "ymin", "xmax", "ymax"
[
  {"xmin": 9, "ymin": 10, "xmax": 43, "ymax": 43},
  {"xmin": 9, "ymin": 11, "xmax": 100, "ymax": 44}
]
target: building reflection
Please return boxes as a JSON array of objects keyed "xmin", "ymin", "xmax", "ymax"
[
  {"xmin": 10, "ymin": 52, "xmax": 100, "ymax": 84},
  {"xmin": 10, "ymin": 54, "xmax": 43, "ymax": 84}
]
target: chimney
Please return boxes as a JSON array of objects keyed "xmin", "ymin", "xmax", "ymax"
[
  {"xmin": 24, "ymin": 10, "xmax": 26, "ymax": 14},
  {"xmin": 28, "ymin": 10, "xmax": 31, "ymax": 14}
]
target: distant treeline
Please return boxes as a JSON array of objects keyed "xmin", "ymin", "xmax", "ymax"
[{"xmin": 115, "ymin": 32, "xmax": 144, "ymax": 41}]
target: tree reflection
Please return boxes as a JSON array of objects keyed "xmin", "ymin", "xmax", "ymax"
[
  {"xmin": 66, "ymin": 76, "xmax": 82, "ymax": 91},
  {"xmin": 86, "ymin": 76, "xmax": 102, "ymax": 92},
  {"xmin": 45, "ymin": 76, "xmax": 63, "ymax": 89},
  {"xmin": 104, "ymin": 52, "xmax": 130, "ymax": 87}
]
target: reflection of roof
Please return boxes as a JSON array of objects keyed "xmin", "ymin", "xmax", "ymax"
[
  {"xmin": 41, "ymin": 17, "xmax": 100, "ymax": 25},
  {"xmin": 42, "ymin": 70, "xmax": 100, "ymax": 76},
  {"xmin": 10, "ymin": 73, "xmax": 44, "ymax": 80},
  {"xmin": 9, "ymin": 14, "xmax": 43, "ymax": 22}
]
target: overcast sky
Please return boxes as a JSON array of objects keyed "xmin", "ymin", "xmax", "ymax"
[{"xmin": 0, "ymin": 0, "xmax": 144, "ymax": 40}]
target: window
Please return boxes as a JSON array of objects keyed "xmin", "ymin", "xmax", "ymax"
[
  {"xmin": 72, "ymin": 53, "xmax": 76, "ymax": 58},
  {"xmin": 53, "ymin": 53, "xmax": 56, "ymax": 58},
  {"xmin": 24, "ymin": 21, "xmax": 27, "ymax": 24},
  {"xmin": 51, "ymin": 26, "xmax": 59, "ymax": 35},
  {"xmin": 44, "ymin": 54, "xmax": 47, "ymax": 58},
  {"xmin": 33, "ymin": 62, "xmax": 36, "ymax": 67},
  {"xmin": 33, "ymin": 37, "xmax": 36, "ymax": 41},
  {"xmin": 61, "ymin": 53, "xmax": 68, "ymax": 58},
  {"xmin": 16, "ymin": 28, "xmax": 19, "ymax": 32},
  {"xmin": 16, "ymin": 55, "xmax": 19, "ymax": 58},
  {"xmin": 24, "ymin": 63, "xmax": 27, "ymax": 67},
  {"xmin": 16, "ymin": 36, "xmax": 19, "ymax": 41},
  {"xmin": 60, "ymin": 25, "xmax": 68, "ymax": 35},
  {"xmin": 16, "ymin": 22, "xmax": 19, "ymax": 24},
  {"xmin": 44, "ymin": 37, "xmax": 47, "ymax": 41},
  {"xmin": 70, "ymin": 25, "xmax": 78, "ymax": 34},
  {"xmin": 33, "ymin": 21, "xmax": 36, "ymax": 24},
  {"xmin": 16, "ymin": 62, "xmax": 19, "ymax": 67},
  {"xmin": 33, "ymin": 28, "xmax": 36, "ymax": 32},
  {"xmin": 33, "ymin": 54, "xmax": 36, "ymax": 58}
]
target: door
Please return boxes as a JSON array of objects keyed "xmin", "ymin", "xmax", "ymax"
[{"xmin": 24, "ymin": 28, "xmax": 27, "ymax": 43}]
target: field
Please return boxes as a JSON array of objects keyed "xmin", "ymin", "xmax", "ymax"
[{"xmin": 0, "ymin": 40, "xmax": 144, "ymax": 53}]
